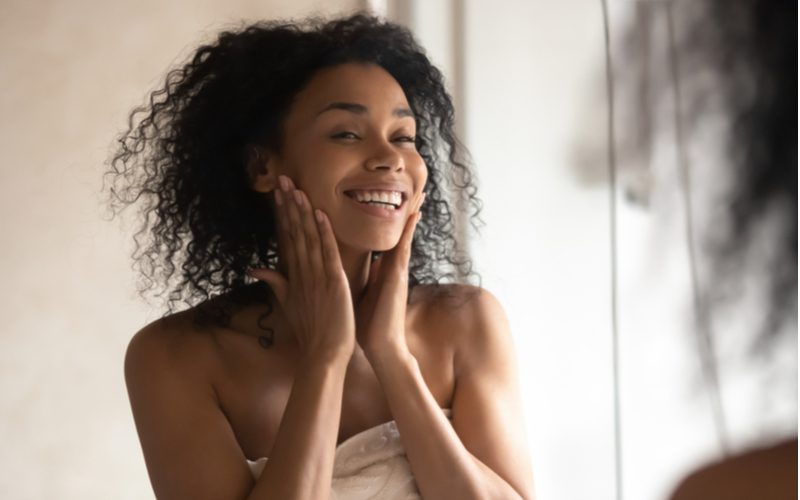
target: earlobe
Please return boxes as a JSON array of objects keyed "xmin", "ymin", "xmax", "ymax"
[{"xmin": 246, "ymin": 146, "xmax": 278, "ymax": 193}]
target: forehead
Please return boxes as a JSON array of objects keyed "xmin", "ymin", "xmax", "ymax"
[{"xmin": 288, "ymin": 62, "xmax": 411, "ymax": 119}]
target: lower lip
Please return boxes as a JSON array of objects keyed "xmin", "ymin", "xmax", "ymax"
[{"xmin": 344, "ymin": 195, "xmax": 405, "ymax": 219}]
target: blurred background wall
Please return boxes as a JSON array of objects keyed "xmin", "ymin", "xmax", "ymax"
[{"xmin": 0, "ymin": 1, "xmax": 795, "ymax": 499}]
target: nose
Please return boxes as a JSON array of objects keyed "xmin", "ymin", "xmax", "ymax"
[{"xmin": 364, "ymin": 140, "xmax": 404, "ymax": 172}]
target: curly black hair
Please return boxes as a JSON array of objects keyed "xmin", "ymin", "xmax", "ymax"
[{"xmin": 105, "ymin": 13, "xmax": 482, "ymax": 323}]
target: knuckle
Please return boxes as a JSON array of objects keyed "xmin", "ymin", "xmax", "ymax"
[{"xmin": 290, "ymin": 223, "xmax": 302, "ymax": 238}]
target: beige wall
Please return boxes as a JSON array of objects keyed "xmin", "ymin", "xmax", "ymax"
[{"xmin": 0, "ymin": 1, "xmax": 362, "ymax": 498}]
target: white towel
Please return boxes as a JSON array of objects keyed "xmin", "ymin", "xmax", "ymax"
[{"xmin": 247, "ymin": 408, "xmax": 453, "ymax": 499}]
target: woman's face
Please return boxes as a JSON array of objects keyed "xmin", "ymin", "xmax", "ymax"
[{"xmin": 269, "ymin": 62, "xmax": 427, "ymax": 252}]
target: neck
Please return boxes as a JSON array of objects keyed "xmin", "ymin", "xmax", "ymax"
[{"xmin": 338, "ymin": 245, "xmax": 372, "ymax": 305}]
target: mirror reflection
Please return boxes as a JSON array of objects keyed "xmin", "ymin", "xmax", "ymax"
[{"xmin": 1, "ymin": 1, "xmax": 794, "ymax": 499}]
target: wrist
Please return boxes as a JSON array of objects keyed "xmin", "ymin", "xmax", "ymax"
[
  {"xmin": 365, "ymin": 341, "xmax": 413, "ymax": 372},
  {"xmin": 302, "ymin": 344, "xmax": 353, "ymax": 370}
]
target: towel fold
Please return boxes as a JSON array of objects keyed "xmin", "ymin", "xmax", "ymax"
[{"xmin": 247, "ymin": 408, "xmax": 453, "ymax": 500}]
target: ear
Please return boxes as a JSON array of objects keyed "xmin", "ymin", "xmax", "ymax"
[{"xmin": 246, "ymin": 145, "xmax": 279, "ymax": 193}]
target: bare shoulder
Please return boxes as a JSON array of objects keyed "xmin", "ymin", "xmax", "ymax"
[
  {"xmin": 410, "ymin": 282, "xmax": 499, "ymax": 317},
  {"xmin": 123, "ymin": 310, "xmax": 222, "ymax": 430},
  {"xmin": 410, "ymin": 283, "xmax": 506, "ymax": 329},
  {"xmin": 419, "ymin": 285, "xmax": 534, "ymax": 498},
  {"xmin": 410, "ymin": 284, "xmax": 512, "ymax": 375},
  {"xmin": 124, "ymin": 309, "xmax": 216, "ymax": 384},
  {"xmin": 124, "ymin": 309, "xmax": 255, "ymax": 500},
  {"xmin": 670, "ymin": 438, "xmax": 797, "ymax": 500}
]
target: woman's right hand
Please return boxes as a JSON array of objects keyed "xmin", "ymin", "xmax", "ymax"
[{"xmin": 248, "ymin": 175, "xmax": 355, "ymax": 364}]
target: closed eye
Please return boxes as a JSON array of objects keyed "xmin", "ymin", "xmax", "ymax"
[
  {"xmin": 332, "ymin": 131, "xmax": 359, "ymax": 140},
  {"xmin": 331, "ymin": 132, "xmax": 416, "ymax": 143}
]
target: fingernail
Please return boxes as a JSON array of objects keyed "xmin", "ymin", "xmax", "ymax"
[
  {"xmin": 274, "ymin": 189, "xmax": 283, "ymax": 205},
  {"xmin": 315, "ymin": 209, "xmax": 323, "ymax": 222},
  {"xmin": 293, "ymin": 190, "xmax": 303, "ymax": 206}
]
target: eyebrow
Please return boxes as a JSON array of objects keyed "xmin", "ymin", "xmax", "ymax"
[{"xmin": 316, "ymin": 101, "xmax": 414, "ymax": 119}]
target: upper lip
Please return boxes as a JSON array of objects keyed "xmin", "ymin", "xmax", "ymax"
[{"xmin": 342, "ymin": 181, "xmax": 411, "ymax": 201}]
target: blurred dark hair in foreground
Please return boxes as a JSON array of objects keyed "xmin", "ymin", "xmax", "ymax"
[
  {"xmin": 621, "ymin": 0, "xmax": 797, "ymax": 349},
  {"xmin": 686, "ymin": 0, "xmax": 797, "ymax": 349},
  {"xmin": 659, "ymin": 0, "xmax": 797, "ymax": 498}
]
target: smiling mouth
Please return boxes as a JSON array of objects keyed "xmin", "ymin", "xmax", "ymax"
[{"xmin": 344, "ymin": 190, "xmax": 405, "ymax": 210}]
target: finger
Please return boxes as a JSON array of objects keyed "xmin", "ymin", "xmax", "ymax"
[
  {"xmin": 392, "ymin": 210, "xmax": 421, "ymax": 266},
  {"xmin": 295, "ymin": 189, "xmax": 323, "ymax": 289},
  {"xmin": 275, "ymin": 182, "xmax": 299, "ymax": 284},
  {"xmin": 315, "ymin": 209, "xmax": 346, "ymax": 284},
  {"xmin": 274, "ymin": 189, "xmax": 291, "ymax": 268},
  {"xmin": 286, "ymin": 185, "xmax": 314, "ymax": 291},
  {"xmin": 413, "ymin": 192, "xmax": 427, "ymax": 214},
  {"xmin": 396, "ymin": 192, "xmax": 424, "ymax": 266}
]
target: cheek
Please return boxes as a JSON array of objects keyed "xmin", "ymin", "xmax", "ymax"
[
  {"xmin": 410, "ymin": 156, "xmax": 428, "ymax": 190},
  {"xmin": 292, "ymin": 153, "xmax": 351, "ymax": 210},
  {"xmin": 296, "ymin": 172, "xmax": 339, "ymax": 211},
  {"xmin": 286, "ymin": 158, "xmax": 332, "ymax": 203}
]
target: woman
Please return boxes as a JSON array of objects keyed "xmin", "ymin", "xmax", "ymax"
[{"xmin": 110, "ymin": 14, "xmax": 534, "ymax": 500}]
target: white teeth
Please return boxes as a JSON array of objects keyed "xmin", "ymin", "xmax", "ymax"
[
  {"xmin": 365, "ymin": 201, "xmax": 397, "ymax": 210},
  {"xmin": 350, "ymin": 190, "xmax": 402, "ymax": 207}
]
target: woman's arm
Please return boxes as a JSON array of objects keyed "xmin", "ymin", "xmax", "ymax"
[
  {"xmin": 125, "ymin": 322, "xmax": 349, "ymax": 500},
  {"xmin": 367, "ymin": 287, "xmax": 535, "ymax": 500},
  {"xmin": 128, "ymin": 178, "xmax": 357, "ymax": 500},
  {"xmin": 251, "ymin": 353, "xmax": 348, "ymax": 500}
]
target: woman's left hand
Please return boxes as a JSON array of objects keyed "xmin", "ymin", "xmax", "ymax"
[{"xmin": 356, "ymin": 193, "xmax": 425, "ymax": 363}]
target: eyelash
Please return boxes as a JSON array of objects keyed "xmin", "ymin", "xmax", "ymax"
[{"xmin": 332, "ymin": 131, "xmax": 416, "ymax": 143}]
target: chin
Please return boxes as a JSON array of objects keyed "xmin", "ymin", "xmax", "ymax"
[{"xmin": 339, "ymin": 229, "xmax": 402, "ymax": 253}]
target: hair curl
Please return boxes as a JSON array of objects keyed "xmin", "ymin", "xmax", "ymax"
[{"xmin": 105, "ymin": 13, "xmax": 482, "ymax": 322}]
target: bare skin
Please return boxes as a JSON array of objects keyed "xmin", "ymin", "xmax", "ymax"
[
  {"xmin": 669, "ymin": 438, "xmax": 797, "ymax": 500},
  {"xmin": 125, "ymin": 63, "xmax": 535, "ymax": 500}
]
